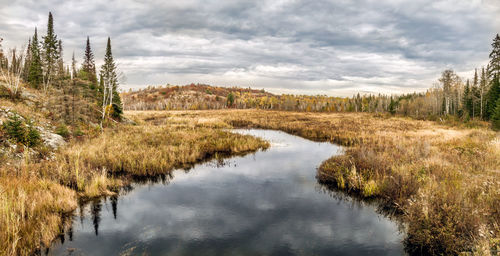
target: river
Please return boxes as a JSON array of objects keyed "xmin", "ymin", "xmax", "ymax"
[{"xmin": 46, "ymin": 129, "xmax": 404, "ymax": 255}]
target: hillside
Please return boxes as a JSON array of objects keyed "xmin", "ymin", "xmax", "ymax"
[
  {"xmin": 0, "ymin": 78, "xmax": 103, "ymax": 166},
  {"xmin": 122, "ymin": 83, "xmax": 274, "ymax": 110}
]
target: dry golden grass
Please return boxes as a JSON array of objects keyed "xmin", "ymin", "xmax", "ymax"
[
  {"xmin": 0, "ymin": 177, "xmax": 76, "ymax": 256},
  {"xmin": 128, "ymin": 109, "xmax": 500, "ymax": 255},
  {"xmin": 0, "ymin": 111, "xmax": 268, "ymax": 255},
  {"xmin": 1, "ymin": 108, "xmax": 497, "ymax": 255}
]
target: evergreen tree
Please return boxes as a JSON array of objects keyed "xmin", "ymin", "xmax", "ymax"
[
  {"xmin": 82, "ymin": 36, "xmax": 97, "ymax": 85},
  {"xmin": 0, "ymin": 37, "xmax": 3, "ymax": 66},
  {"xmin": 479, "ymin": 67, "xmax": 488, "ymax": 119},
  {"xmin": 42, "ymin": 12, "xmax": 58, "ymax": 90},
  {"xmin": 388, "ymin": 96, "xmax": 397, "ymax": 115},
  {"xmin": 462, "ymin": 79, "xmax": 472, "ymax": 117},
  {"xmin": 227, "ymin": 92, "xmax": 235, "ymax": 107},
  {"xmin": 28, "ymin": 28, "xmax": 43, "ymax": 89},
  {"xmin": 22, "ymin": 38, "xmax": 32, "ymax": 81},
  {"xmin": 488, "ymin": 34, "xmax": 500, "ymax": 81},
  {"xmin": 57, "ymin": 39, "xmax": 64, "ymax": 80},
  {"xmin": 100, "ymin": 37, "xmax": 122, "ymax": 120},
  {"xmin": 71, "ymin": 52, "xmax": 77, "ymax": 78},
  {"xmin": 486, "ymin": 75, "xmax": 500, "ymax": 119},
  {"xmin": 471, "ymin": 81, "xmax": 481, "ymax": 118},
  {"xmin": 492, "ymin": 97, "xmax": 500, "ymax": 130}
]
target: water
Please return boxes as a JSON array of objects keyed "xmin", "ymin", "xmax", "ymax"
[{"xmin": 47, "ymin": 129, "xmax": 405, "ymax": 256}]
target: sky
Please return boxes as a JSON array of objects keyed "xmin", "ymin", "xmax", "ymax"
[{"xmin": 1, "ymin": 0, "xmax": 499, "ymax": 96}]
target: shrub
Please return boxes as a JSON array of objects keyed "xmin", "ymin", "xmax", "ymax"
[
  {"xmin": 55, "ymin": 124, "xmax": 70, "ymax": 139},
  {"xmin": 2, "ymin": 114, "xmax": 41, "ymax": 147},
  {"xmin": 3, "ymin": 115, "xmax": 25, "ymax": 142},
  {"xmin": 73, "ymin": 126, "xmax": 85, "ymax": 137},
  {"xmin": 25, "ymin": 122, "xmax": 41, "ymax": 147}
]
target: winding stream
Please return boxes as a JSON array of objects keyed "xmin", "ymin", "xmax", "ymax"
[{"xmin": 47, "ymin": 129, "xmax": 404, "ymax": 255}]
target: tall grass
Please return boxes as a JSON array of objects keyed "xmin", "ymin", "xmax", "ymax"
[
  {"xmin": 0, "ymin": 177, "xmax": 76, "ymax": 256},
  {"xmin": 129, "ymin": 110, "xmax": 500, "ymax": 255},
  {"xmin": 0, "ymin": 112, "xmax": 269, "ymax": 255}
]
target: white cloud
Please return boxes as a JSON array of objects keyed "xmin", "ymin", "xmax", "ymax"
[{"xmin": 0, "ymin": 0, "xmax": 498, "ymax": 96}]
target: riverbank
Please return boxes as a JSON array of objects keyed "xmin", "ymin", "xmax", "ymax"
[
  {"xmin": 0, "ymin": 114, "xmax": 269, "ymax": 255},
  {"xmin": 128, "ymin": 110, "xmax": 500, "ymax": 255},
  {"xmin": 2, "ymin": 109, "xmax": 498, "ymax": 255}
]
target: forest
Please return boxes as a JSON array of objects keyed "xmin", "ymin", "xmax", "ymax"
[{"xmin": 0, "ymin": 12, "xmax": 122, "ymax": 132}]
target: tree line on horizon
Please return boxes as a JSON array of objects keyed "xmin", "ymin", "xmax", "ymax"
[
  {"xmin": 0, "ymin": 12, "xmax": 122, "ymax": 128},
  {"xmin": 123, "ymin": 34, "xmax": 500, "ymax": 130}
]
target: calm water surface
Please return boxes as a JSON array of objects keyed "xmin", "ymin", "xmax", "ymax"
[{"xmin": 47, "ymin": 129, "xmax": 405, "ymax": 255}]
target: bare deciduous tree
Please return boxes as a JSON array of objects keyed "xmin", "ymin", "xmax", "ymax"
[{"xmin": 0, "ymin": 46, "xmax": 26, "ymax": 99}]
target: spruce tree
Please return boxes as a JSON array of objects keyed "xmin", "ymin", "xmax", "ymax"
[
  {"xmin": 388, "ymin": 96, "xmax": 397, "ymax": 115},
  {"xmin": 471, "ymin": 81, "xmax": 481, "ymax": 119},
  {"xmin": 42, "ymin": 12, "xmax": 58, "ymax": 90},
  {"xmin": 462, "ymin": 79, "xmax": 472, "ymax": 117},
  {"xmin": 82, "ymin": 36, "xmax": 97, "ymax": 85},
  {"xmin": 479, "ymin": 67, "xmax": 488, "ymax": 119},
  {"xmin": 0, "ymin": 37, "xmax": 3, "ymax": 66},
  {"xmin": 492, "ymin": 97, "xmax": 500, "ymax": 130},
  {"xmin": 71, "ymin": 52, "xmax": 77, "ymax": 78},
  {"xmin": 57, "ymin": 39, "xmax": 64, "ymax": 80},
  {"xmin": 22, "ymin": 38, "xmax": 32, "ymax": 81},
  {"xmin": 100, "ymin": 37, "xmax": 122, "ymax": 119},
  {"xmin": 488, "ymin": 34, "xmax": 500, "ymax": 81},
  {"xmin": 28, "ymin": 28, "xmax": 43, "ymax": 89},
  {"xmin": 486, "ymin": 75, "xmax": 500, "ymax": 119}
]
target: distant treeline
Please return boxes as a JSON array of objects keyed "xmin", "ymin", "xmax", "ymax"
[{"xmin": 123, "ymin": 34, "xmax": 500, "ymax": 129}]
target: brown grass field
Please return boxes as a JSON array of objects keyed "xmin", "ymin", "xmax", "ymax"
[
  {"xmin": 127, "ymin": 109, "xmax": 500, "ymax": 255},
  {"xmin": 0, "ymin": 111, "xmax": 269, "ymax": 255},
  {"xmin": 1, "ymin": 109, "xmax": 499, "ymax": 255}
]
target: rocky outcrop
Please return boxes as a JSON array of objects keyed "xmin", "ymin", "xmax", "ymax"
[
  {"xmin": 1, "ymin": 108, "xmax": 66, "ymax": 150},
  {"xmin": 39, "ymin": 127, "xmax": 66, "ymax": 149}
]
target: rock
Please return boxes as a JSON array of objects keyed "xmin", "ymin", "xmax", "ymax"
[
  {"xmin": 39, "ymin": 127, "xmax": 66, "ymax": 149},
  {"xmin": 121, "ymin": 116, "xmax": 137, "ymax": 125},
  {"xmin": 21, "ymin": 91, "xmax": 37, "ymax": 101}
]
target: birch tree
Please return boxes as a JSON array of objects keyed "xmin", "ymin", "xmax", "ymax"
[{"xmin": 0, "ymin": 47, "xmax": 26, "ymax": 99}]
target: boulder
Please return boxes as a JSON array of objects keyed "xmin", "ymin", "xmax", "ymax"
[{"xmin": 39, "ymin": 127, "xmax": 66, "ymax": 149}]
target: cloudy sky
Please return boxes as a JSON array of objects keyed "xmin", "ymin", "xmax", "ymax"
[{"xmin": 1, "ymin": 0, "xmax": 499, "ymax": 96}]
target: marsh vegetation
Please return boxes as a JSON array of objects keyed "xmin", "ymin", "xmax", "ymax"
[
  {"xmin": 0, "ymin": 113, "xmax": 269, "ymax": 255},
  {"xmin": 129, "ymin": 110, "xmax": 500, "ymax": 255}
]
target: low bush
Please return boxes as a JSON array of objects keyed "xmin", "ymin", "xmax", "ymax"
[
  {"xmin": 2, "ymin": 114, "xmax": 41, "ymax": 147},
  {"xmin": 55, "ymin": 124, "xmax": 70, "ymax": 139}
]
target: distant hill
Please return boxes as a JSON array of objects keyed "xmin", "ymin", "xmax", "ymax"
[
  {"xmin": 121, "ymin": 83, "xmax": 357, "ymax": 112},
  {"xmin": 121, "ymin": 84, "xmax": 274, "ymax": 111}
]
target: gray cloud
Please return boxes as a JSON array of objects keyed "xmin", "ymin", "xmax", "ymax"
[{"xmin": 1, "ymin": 0, "xmax": 499, "ymax": 96}]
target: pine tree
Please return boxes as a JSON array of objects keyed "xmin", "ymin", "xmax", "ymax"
[
  {"xmin": 82, "ymin": 36, "xmax": 97, "ymax": 85},
  {"xmin": 42, "ymin": 12, "xmax": 58, "ymax": 90},
  {"xmin": 28, "ymin": 28, "xmax": 43, "ymax": 89},
  {"xmin": 100, "ymin": 37, "xmax": 122, "ymax": 121},
  {"xmin": 488, "ymin": 34, "xmax": 500, "ymax": 81}
]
